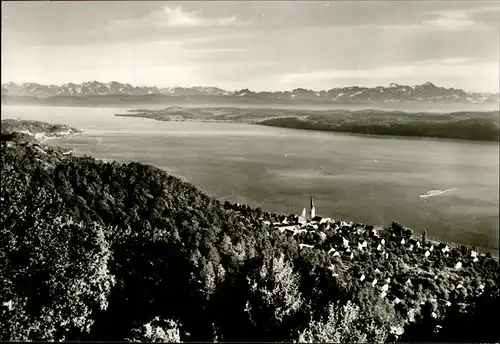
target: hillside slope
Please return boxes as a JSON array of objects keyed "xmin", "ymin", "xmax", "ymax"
[{"xmin": 0, "ymin": 128, "xmax": 498, "ymax": 342}]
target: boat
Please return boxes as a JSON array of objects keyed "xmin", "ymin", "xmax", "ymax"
[{"xmin": 419, "ymin": 188, "xmax": 457, "ymax": 199}]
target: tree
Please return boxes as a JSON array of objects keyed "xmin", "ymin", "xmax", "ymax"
[
  {"xmin": 0, "ymin": 216, "xmax": 115, "ymax": 341},
  {"xmin": 127, "ymin": 317, "xmax": 181, "ymax": 343},
  {"xmin": 244, "ymin": 254, "xmax": 304, "ymax": 341},
  {"xmin": 296, "ymin": 300, "xmax": 388, "ymax": 343}
]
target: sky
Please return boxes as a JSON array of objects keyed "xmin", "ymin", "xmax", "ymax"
[{"xmin": 1, "ymin": 1, "xmax": 499, "ymax": 92}]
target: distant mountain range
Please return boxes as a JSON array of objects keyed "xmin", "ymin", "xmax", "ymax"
[{"xmin": 1, "ymin": 81, "xmax": 499, "ymax": 105}]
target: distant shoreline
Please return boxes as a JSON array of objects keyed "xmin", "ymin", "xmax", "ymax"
[{"xmin": 112, "ymin": 107, "xmax": 500, "ymax": 143}]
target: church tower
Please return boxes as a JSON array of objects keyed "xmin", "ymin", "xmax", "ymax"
[{"xmin": 309, "ymin": 194, "xmax": 316, "ymax": 220}]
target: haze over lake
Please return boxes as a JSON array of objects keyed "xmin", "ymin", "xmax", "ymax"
[{"xmin": 3, "ymin": 104, "xmax": 498, "ymax": 252}]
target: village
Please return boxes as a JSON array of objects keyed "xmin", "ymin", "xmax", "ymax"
[{"xmin": 226, "ymin": 195, "xmax": 491, "ymax": 324}]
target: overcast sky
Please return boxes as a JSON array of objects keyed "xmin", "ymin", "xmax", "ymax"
[{"xmin": 1, "ymin": 1, "xmax": 499, "ymax": 92}]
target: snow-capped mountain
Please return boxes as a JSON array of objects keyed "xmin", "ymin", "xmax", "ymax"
[
  {"xmin": 1, "ymin": 81, "xmax": 498, "ymax": 104},
  {"xmin": 0, "ymin": 81, "xmax": 228, "ymax": 98}
]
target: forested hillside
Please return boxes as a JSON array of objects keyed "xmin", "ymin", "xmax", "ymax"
[{"xmin": 1, "ymin": 131, "xmax": 498, "ymax": 342}]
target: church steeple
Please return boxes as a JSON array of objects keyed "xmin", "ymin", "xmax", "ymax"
[{"xmin": 309, "ymin": 194, "xmax": 316, "ymax": 219}]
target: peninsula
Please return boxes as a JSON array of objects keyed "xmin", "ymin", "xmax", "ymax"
[
  {"xmin": 114, "ymin": 107, "xmax": 500, "ymax": 142},
  {"xmin": 1, "ymin": 118, "xmax": 81, "ymax": 143}
]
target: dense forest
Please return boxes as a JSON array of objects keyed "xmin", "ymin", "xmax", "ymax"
[{"xmin": 1, "ymin": 129, "xmax": 498, "ymax": 342}]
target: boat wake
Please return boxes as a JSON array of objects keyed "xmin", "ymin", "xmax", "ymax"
[{"xmin": 419, "ymin": 188, "xmax": 458, "ymax": 199}]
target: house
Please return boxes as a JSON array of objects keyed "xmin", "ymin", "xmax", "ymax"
[
  {"xmin": 385, "ymin": 253, "xmax": 389, "ymax": 259},
  {"xmin": 454, "ymin": 261, "xmax": 462, "ymax": 270},
  {"xmin": 381, "ymin": 291, "xmax": 387, "ymax": 299},
  {"xmin": 424, "ymin": 250, "xmax": 430, "ymax": 258},
  {"xmin": 349, "ymin": 252, "xmax": 354, "ymax": 260},
  {"xmin": 319, "ymin": 217, "xmax": 332, "ymax": 224},
  {"xmin": 299, "ymin": 244, "xmax": 314, "ymax": 249},
  {"xmin": 385, "ymin": 277, "xmax": 391, "ymax": 283},
  {"xmin": 471, "ymin": 250, "xmax": 477, "ymax": 258},
  {"xmin": 408, "ymin": 244, "xmax": 414, "ymax": 251},
  {"xmin": 377, "ymin": 244, "xmax": 382, "ymax": 251},
  {"xmin": 360, "ymin": 274, "xmax": 366, "ymax": 282},
  {"xmin": 371, "ymin": 279, "xmax": 378, "ymax": 287},
  {"xmin": 342, "ymin": 237, "xmax": 349, "ymax": 248},
  {"xmin": 380, "ymin": 239, "xmax": 386, "ymax": 245},
  {"xmin": 401, "ymin": 238, "xmax": 406, "ymax": 245},
  {"xmin": 294, "ymin": 228, "xmax": 308, "ymax": 236},
  {"xmin": 429, "ymin": 245, "xmax": 434, "ymax": 252},
  {"xmin": 279, "ymin": 225, "xmax": 298, "ymax": 233},
  {"xmin": 381, "ymin": 284, "xmax": 389, "ymax": 292},
  {"xmin": 473, "ymin": 257, "xmax": 479, "ymax": 263},
  {"xmin": 333, "ymin": 251, "xmax": 340, "ymax": 257},
  {"xmin": 439, "ymin": 243, "xmax": 450, "ymax": 253}
]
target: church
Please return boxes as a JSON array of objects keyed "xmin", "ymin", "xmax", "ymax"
[{"xmin": 298, "ymin": 195, "xmax": 321, "ymax": 224}]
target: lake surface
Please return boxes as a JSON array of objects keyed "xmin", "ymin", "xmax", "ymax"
[{"xmin": 2, "ymin": 105, "xmax": 499, "ymax": 252}]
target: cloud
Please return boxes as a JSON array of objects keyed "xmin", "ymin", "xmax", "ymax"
[
  {"xmin": 423, "ymin": 17, "xmax": 477, "ymax": 31},
  {"xmin": 184, "ymin": 48, "xmax": 249, "ymax": 54},
  {"xmin": 415, "ymin": 57, "xmax": 471, "ymax": 65},
  {"xmin": 107, "ymin": 5, "xmax": 252, "ymax": 30},
  {"xmin": 422, "ymin": 6, "xmax": 496, "ymax": 31}
]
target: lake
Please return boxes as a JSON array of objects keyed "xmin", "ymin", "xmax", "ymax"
[{"xmin": 2, "ymin": 104, "xmax": 499, "ymax": 252}]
